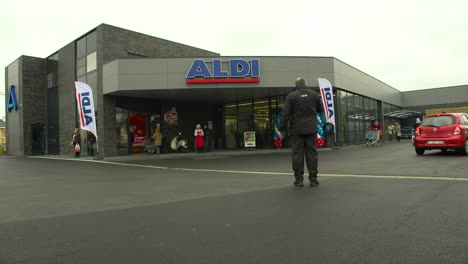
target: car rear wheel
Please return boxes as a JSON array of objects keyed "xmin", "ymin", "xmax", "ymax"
[
  {"xmin": 461, "ymin": 140, "xmax": 468, "ymax": 156},
  {"xmin": 415, "ymin": 148, "xmax": 425, "ymax": 155}
]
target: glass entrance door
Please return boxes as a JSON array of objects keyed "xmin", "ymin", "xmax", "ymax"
[
  {"xmin": 224, "ymin": 103, "xmax": 238, "ymax": 149},
  {"xmin": 129, "ymin": 114, "xmax": 148, "ymax": 153},
  {"xmin": 237, "ymin": 101, "xmax": 253, "ymax": 148},
  {"xmin": 253, "ymin": 100, "xmax": 270, "ymax": 148}
]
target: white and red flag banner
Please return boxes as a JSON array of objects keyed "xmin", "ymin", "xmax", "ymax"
[
  {"xmin": 318, "ymin": 78, "xmax": 336, "ymax": 132},
  {"xmin": 75, "ymin": 82, "xmax": 97, "ymax": 138}
]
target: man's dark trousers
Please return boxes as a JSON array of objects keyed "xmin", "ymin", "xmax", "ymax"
[{"xmin": 291, "ymin": 133, "xmax": 318, "ymax": 182}]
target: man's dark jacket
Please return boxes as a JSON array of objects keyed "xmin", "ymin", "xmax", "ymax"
[{"xmin": 278, "ymin": 84, "xmax": 324, "ymax": 135}]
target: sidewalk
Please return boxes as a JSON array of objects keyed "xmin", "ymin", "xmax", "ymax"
[
  {"xmin": 33, "ymin": 147, "xmax": 333, "ymax": 162},
  {"xmin": 95, "ymin": 148, "xmax": 295, "ymax": 162}
]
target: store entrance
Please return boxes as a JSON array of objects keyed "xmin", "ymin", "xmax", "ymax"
[
  {"xmin": 127, "ymin": 113, "xmax": 161, "ymax": 154},
  {"xmin": 223, "ymin": 97, "xmax": 285, "ymax": 149},
  {"xmin": 129, "ymin": 114, "xmax": 148, "ymax": 153},
  {"xmin": 31, "ymin": 124, "xmax": 45, "ymax": 155}
]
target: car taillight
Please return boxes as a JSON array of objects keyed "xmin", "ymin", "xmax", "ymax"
[
  {"xmin": 415, "ymin": 127, "xmax": 420, "ymax": 136},
  {"xmin": 454, "ymin": 126, "xmax": 461, "ymax": 135}
]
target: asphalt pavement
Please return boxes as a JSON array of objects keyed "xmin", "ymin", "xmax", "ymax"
[{"xmin": 1, "ymin": 140, "xmax": 467, "ymax": 264}]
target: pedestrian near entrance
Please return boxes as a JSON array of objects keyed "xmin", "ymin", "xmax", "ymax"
[
  {"xmin": 278, "ymin": 77, "xmax": 324, "ymax": 187},
  {"xmin": 152, "ymin": 127, "xmax": 163, "ymax": 155},
  {"xmin": 387, "ymin": 123, "xmax": 395, "ymax": 141},
  {"xmin": 72, "ymin": 128, "xmax": 81, "ymax": 158},
  {"xmin": 394, "ymin": 122, "xmax": 401, "ymax": 141},
  {"xmin": 128, "ymin": 129, "xmax": 135, "ymax": 155},
  {"xmin": 194, "ymin": 124, "xmax": 205, "ymax": 153},
  {"xmin": 203, "ymin": 124, "xmax": 212, "ymax": 152}
]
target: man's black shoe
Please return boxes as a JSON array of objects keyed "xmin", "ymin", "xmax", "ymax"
[
  {"xmin": 309, "ymin": 179, "xmax": 320, "ymax": 187},
  {"xmin": 294, "ymin": 181, "xmax": 304, "ymax": 187}
]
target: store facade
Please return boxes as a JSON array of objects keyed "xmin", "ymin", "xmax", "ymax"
[
  {"xmin": 5, "ymin": 24, "xmax": 468, "ymax": 157},
  {"xmin": 103, "ymin": 56, "xmax": 403, "ymax": 153}
]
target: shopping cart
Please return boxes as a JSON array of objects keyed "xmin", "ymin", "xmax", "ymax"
[
  {"xmin": 365, "ymin": 130, "xmax": 382, "ymax": 146},
  {"xmin": 143, "ymin": 138, "xmax": 157, "ymax": 154}
]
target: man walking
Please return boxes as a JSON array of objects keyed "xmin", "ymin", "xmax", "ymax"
[{"xmin": 278, "ymin": 77, "xmax": 324, "ymax": 187}]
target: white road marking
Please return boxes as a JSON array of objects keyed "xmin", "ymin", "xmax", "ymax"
[
  {"xmin": 29, "ymin": 155, "xmax": 468, "ymax": 181},
  {"xmin": 28, "ymin": 156, "xmax": 169, "ymax": 169}
]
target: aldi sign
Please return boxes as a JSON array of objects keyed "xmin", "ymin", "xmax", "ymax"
[
  {"xmin": 7, "ymin": 85, "xmax": 18, "ymax": 112},
  {"xmin": 186, "ymin": 59, "xmax": 260, "ymax": 84}
]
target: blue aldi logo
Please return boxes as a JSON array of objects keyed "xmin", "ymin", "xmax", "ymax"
[
  {"xmin": 7, "ymin": 85, "xmax": 18, "ymax": 112},
  {"xmin": 186, "ymin": 59, "xmax": 260, "ymax": 84}
]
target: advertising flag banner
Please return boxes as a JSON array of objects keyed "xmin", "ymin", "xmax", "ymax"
[
  {"xmin": 75, "ymin": 82, "xmax": 97, "ymax": 138},
  {"xmin": 318, "ymin": 78, "xmax": 336, "ymax": 132}
]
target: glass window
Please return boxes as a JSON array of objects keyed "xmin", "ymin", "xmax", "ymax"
[
  {"xmin": 77, "ymin": 37, "xmax": 86, "ymax": 58},
  {"xmin": 87, "ymin": 52, "xmax": 97, "ymax": 73},
  {"xmin": 129, "ymin": 114, "xmax": 148, "ymax": 151},
  {"xmin": 87, "ymin": 72, "xmax": 97, "ymax": 89},
  {"xmin": 86, "ymin": 31, "xmax": 97, "ymax": 53},
  {"xmin": 48, "ymin": 53, "xmax": 59, "ymax": 61},
  {"xmin": 77, "ymin": 57, "xmax": 86, "ymax": 77},
  {"xmin": 87, "ymin": 72, "xmax": 98, "ymax": 109},
  {"xmin": 422, "ymin": 116, "xmax": 455, "ymax": 127},
  {"xmin": 345, "ymin": 92, "xmax": 354, "ymax": 145},
  {"xmin": 369, "ymin": 100, "xmax": 376, "ymax": 120},
  {"xmin": 47, "ymin": 73, "xmax": 53, "ymax": 89},
  {"xmin": 77, "ymin": 75, "xmax": 86, "ymax": 83},
  {"xmin": 271, "ymin": 96, "xmax": 286, "ymax": 147},
  {"xmin": 253, "ymin": 99, "xmax": 270, "ymax": 148},
  {"xmin": 224, "ymin": 103, "xmax": 238, "ymax": 149},
  {"xmin": 353, "ymin": 94, "xmax": 365, "ymax": 144},
  {"xmin": 462, "ymin": 115, "xmax": 468, "ymax": 125},
  {"xmin": 276, "ymin": 96, "xmax": 284, "ymax": 109},
  {"xmin": 339, "ymin": 90, "xmax": 348, "ymax": 145},
  {"xmin": 363, "ymin": 97, "xmax": 370, "ymax": 121},
  {"xmin": 368, "ymin": 99, "xmax": 377, "ymax": 130},
  {"xmin": 237, "ymin": 101, "xmax": 253, "ymax": 148},
  {"xmin": 116, "ymin": 108, "xmax": 129, "ymax": 155}
]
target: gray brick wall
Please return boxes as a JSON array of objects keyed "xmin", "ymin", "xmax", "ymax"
[
  {"xmin": 99, "ymin": 24, "xmax": 219, "ymax": 64},
  {"xmin": 21, "ymin": 56, "xmax": 46, "ymax": 156},
  {"xmin": 5, "ymin": 57, "xmax": 46, "ymax": 156},
  {"xmin": 57, "ymin": 43, "xmax": 78, "ymax": 156}
]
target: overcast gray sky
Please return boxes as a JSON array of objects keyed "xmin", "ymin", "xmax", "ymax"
[{"xmin": 2, "ymin": 0, "xmax": 468, "ymax": 119}]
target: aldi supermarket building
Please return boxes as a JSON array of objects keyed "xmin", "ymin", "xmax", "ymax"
[{"xmin": 5, "ymin": 24, "xmax": 468, "ymax": 157}]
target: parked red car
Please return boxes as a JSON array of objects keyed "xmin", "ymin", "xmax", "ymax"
[{"xmin": 413, "ymin": 113, "xmax": 468, "ymax": 155}]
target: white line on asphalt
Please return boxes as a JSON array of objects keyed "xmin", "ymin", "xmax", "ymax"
[
  {"xmin": 172, "ymin": 167, "xmax": 289, "ymax": 175},
  {"xmin": 172, "ymin": 168, "xmax": 468, "ymax": 181},
  {"xmin": 28, "ymin": 156, "xmax": 169, "ymax": 169},
  {"xmin": 28, "ymin": 156, "xmax": 468, "ymax": 181}
]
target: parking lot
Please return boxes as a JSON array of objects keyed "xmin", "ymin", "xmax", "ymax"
[{"xmin": 0, "ymin": 140, "xmax": 467, "ymax": 263}]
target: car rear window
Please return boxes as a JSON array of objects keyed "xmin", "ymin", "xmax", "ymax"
[{"xmin": 421, "ymin": 115, "xmax": 456, "ymax": 127}]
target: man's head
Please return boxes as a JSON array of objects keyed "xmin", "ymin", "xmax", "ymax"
[{"xmin": 295, "ymin": 77, "xmax": 306, "ymax": 87}]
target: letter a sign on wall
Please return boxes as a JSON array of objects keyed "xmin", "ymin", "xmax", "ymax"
[
  {"xmin": 7, "ymin": 85, "xmax": 18, "ymax": 112},
  {"xmin": 75, "ymin": 82, "xmax": 97, "ymax": 138}
]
